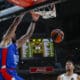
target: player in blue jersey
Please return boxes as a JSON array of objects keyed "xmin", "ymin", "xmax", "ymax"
[{"xmin": 0, "ymin": 11, "xmax": 40, "ymax": 80}]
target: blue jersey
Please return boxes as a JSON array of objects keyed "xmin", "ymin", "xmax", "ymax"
[
  {"xmin": 0, "ymin": 42, "xmax": 19, "ymax": 69},
  {"xmin": 0, "ymin": 43, "xmax": 24, "ymax": 80}
]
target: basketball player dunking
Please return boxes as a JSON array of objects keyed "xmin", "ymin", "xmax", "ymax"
[
  {"xmin": 57, "ymin": 61, "xmax": 80, "ymax": 80},
  {"xmin": 0, "ymin": 12, "xmax": 40, "ymax": 80}
]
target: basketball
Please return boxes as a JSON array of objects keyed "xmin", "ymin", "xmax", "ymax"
[
  {"xmin": 51, "ymin": 29, "xmax": 64, "ymax": 43},
  {"xmin": 7, "ymin": 0, "xmax": 46, "ymax": 8}
]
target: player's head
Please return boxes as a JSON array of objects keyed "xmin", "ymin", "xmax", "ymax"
[{"xmin": 65, "ymin": 60, "xmax": 75, "ymax": 72}]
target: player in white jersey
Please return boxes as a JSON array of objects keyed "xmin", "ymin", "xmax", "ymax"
[{"xmin": 57, "ymin": 61, "xmax": 80, "ymax": 80}]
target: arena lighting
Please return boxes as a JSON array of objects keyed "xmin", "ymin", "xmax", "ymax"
[
  {"xmin": 0, "ymin": 0, "xmax": 66, "ymax": 22},
  {"xmin": 75, "ymin": 48, "xmax": 78, "ymax": 50}
]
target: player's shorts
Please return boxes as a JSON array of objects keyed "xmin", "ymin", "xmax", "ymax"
[
  {"xmin": 7, "ymin": 69, "xmax": 24, "ymax": 80},
  {"xmin": 0, "ymin": 69, "xmax": 24, "ymax": 80}
]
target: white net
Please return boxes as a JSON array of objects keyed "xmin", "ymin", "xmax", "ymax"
[{"xmin": 33, "ymin": 4, "xmax": 56, "ymax": 19}]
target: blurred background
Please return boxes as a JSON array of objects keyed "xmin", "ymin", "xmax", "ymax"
[{"xmin": 0, "ymin": 0, "xmax": 80, "ymax": 80}]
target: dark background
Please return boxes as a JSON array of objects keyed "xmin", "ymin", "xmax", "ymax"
[
  {"xmin": 0, "ymin": 0, "xmax": 80, "ymax": 47},
  {"xmin": 0, "ymin": 0, "xmax": 80, "ymax": 79},
  {"xmin": 0, "ymin": 0, "xmax": 80, "ymax": 64}
]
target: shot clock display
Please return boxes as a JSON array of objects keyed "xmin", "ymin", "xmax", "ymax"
[{"xmin": 21, "ymin": 38, "xmax": 55, "ymax": 59}]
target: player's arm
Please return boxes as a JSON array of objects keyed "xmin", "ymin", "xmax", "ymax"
[
  {"xmin": 17, "ymin": 11, "xmax": 40, "ymax": 48},
  {"xmin": 78, "ymin": 75, "xmax": 80, "ymax": 80},
  {"xmin": 16, "ymin": 21, "xmax": 36, "ymax": 48},
  {"xmin": 2, "ymin": 13, "xmax": 25, "ymax": 42},
  {"xmin": 57, "ymin": 76, "xmax": 62, "ymax": 80}
]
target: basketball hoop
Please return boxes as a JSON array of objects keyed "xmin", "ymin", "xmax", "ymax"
[
  {"xmin": 32, "ymin": 3, "xmax": 56, "ymax": 19},
  {"xmin": 0, "ymin": 0, "xmax": 67, "ymax": 21}
]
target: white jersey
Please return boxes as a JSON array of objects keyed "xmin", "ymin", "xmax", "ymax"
[{"xmin": 60, "ymin": 73, "xmax": 78, "ymax": 80}]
